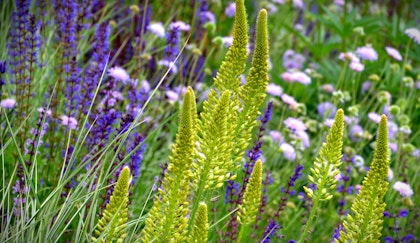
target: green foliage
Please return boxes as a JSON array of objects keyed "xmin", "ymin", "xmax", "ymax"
[
  {"xmin": 141, "ymin": 87, "xmax": 196, "ymax": 243},
  {"xmin": 337, "ymin": 115, "xmax": 390, "ymax": 243},
  {"xmin": 93, "ymin": 166, "xmax": 131, "ymax": 243}
]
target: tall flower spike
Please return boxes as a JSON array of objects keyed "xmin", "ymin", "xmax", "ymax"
[
  {"xmin": 213, "ymin": 0, "xmax": 248, "ymax": 93},
  {"xmin": 237, "ymin": 159, "xmax": 263, "ymax": 242},
  {"xmin": 190, "ymin": 202, "xmax": 209, "ymax": 243},
  {"xmin": 300, "ymin": 109, "xmax": 344, "ymax": 242},
  {"xmin": 142, "ymin": 87, "xmax": 196, "ymax": 243},
  {"xmin": 337, "ymin": 115, "xmax": 390, "ymax": 243},
  {"xmin": 93, "ymin": 166, "xmax": 131, "ymax": 243},
  {"xmin": 232, "ymin": 8, "xmax": 269, "ymax": 165}
]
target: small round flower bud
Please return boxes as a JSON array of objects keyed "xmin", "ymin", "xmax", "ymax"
[
  {"xmin": 368, "ymin": 74, "xmax": 380, "ymax": 82},
  {"xmin": 389, "ymin": 105, "xmax": 400, "ymax": 117}
]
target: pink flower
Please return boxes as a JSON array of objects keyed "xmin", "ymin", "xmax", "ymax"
[
  {"xmin": 281, "ymin": 72, "xmax": 294, "ymax": 82},
  {"xmin": 169, "ymin": 21, "xmax": 190, "ymax": 31},
  {"xmin": 108, "ymin": 66, "xmax": 130, "ymax": 83},
  {"xmin": 292, "ymin": 0, "xmax": 304, "ymax": 9},
  {"xmin": 266, "ymin": 83, "xmax": 283, "ymax": 96},
  {"xmin": 166, "ymin": 90, "xmax": 179, "ymax": 102},
  {"xmin": 280, "ymin": 143, "xmax": 296, "ymax": 161},
  {"xmin": 269, "ymin": 131, "xmax": 284, "ymax": 145},
  {"xmin": 158, "ymin": 60, "xmax": 178, "ymax": 74},
  {"xmin": 385, "ymin": 46, "xmax": 402, "ymax": 61},
  {"xmin": 393, "ymin": 181, "xmax": 414, "ymax": 197},
  {"xmin": 225, "ymin": 2, "xmax": 236, "ymax": 17},
  {"xmin": 356, "ymin": 45, "xmax": 378, "ymax": 61},
  {"xmin": 322, "ymin": 84, "xmax": 335, "ymax": 93},
  {"xmin": 281, "ymin": 94, "xmax": 298, "ymax": 109},
  {"xmin": 60, "ymin": 115, "xmax": 78, "ymax": 130},
  {"xmin": 292, "ymin": 71, "xmax": 311, "ymax": 85},
  {"xmin": 284, "ymin": 117, "xmax": 307, "ymax": 131},
  {"xmin": 0, "ymin": 98, "xmax": 16, "ymax": 109},
  {"xmin": 324, "ymin": 118, "xmax": 334, "ymax": 128},
  {"xmin": 388, "ymin": 168, "xmax": 394, "ymax": 181},
  {"xmin": 339, "ymin": 52, "xmax": 360, "ymax": 63},
  {"xmin": 368, "ymin": 112, "xmax": 381, "ymax": 123},
  {"xmin": 221, "ymin": 36, "xmax": 233, "ymax": 47},
  {"xmin": 147, "ymin": 22, "xmax": 165, "ymax": 38},
  {"xmin": 349, "ymin": 61, "xmax": 364, "ymax": 72}
]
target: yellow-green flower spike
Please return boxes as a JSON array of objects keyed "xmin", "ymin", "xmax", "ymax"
[
  {"xmin": 304, "ymin": 109, "xmax": 344, "ymax": 200},
  {"xmin": 237, "ymin": 160, "xmax": 263, "ymax": 242},
  {"xmin": 300, "ymin": 109, "xmax": 344, "ymax": 242},
  {"xmin": 141, "ymin": 88, "xmax": 196, "ymax": 243},
  {"xmin": 92, "ymin": 166, "xmax": 131, "ymax": 243},
  {"xmin": 337, "ymin": 115, "xmax": 390, "ymax": 243},
  {"xmin": 213, "ymin": 0, "xmax": 248, "ymax": 93},
  {"xmin": 190, "ymin": 202, "xmax": 209, "ymax": 243},
  {"xmin": 233, "ymin": 8, "xmax": 269, "ymax": 164}
]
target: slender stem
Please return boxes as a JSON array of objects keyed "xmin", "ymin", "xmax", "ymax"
[
  {"xmin": 299, "ymin": 195, "xmax": 320, "ymax": 243},
  {"xmin": 236, "ymin": 223, "xmax": 247, "ymax": 243}
]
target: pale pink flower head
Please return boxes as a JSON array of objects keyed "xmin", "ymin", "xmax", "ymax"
[
  {"xmin": 385, "ymin": 46, "xmax": 402, "ymax": 61},
  {"xmin": 292, "ymin": 0, "xmax": 304, "ymax": 9},
  {"xmin": 280, "ymin": 143, "xmax": 296, "ymax": 161},
  {"xmin": 334, "ymin": 0, "xmax": 345, "ymax": 6},
  {"xmin": 281, "ymin": 94, "xmax": 298, "ymax": 109},
  {"xmin": 267, "ymin": 83, "xmax": 283, "ymax": 96},
  {"xmin": 269, "ymin": 131, "xmax": 284, "ymax": 145},
  {"xmin": 221, "ymin": 36, "xmax": 233, "ymax": 47},
  {"xmin": 284, "ymin": 117, "xmax": 307, "ymax": 132},
  {"xmin": 60, "ymin": 115, "xmax": 78, "ymax": 130},
  {"xmin": 1, "ymin": 98, "xmax": 16, "ymax": 109},
  {"xmin": 322, "ymin": 84, "xmax": 335, "ymax": 93},
  {"xmin": 393, "ymin": 181, "xmax": 414, "ymax": 197},
  {"xmin": 292, "ymin": 71, "xmax": 311, "ymax": 85},
  {"xmin": 356, "ymin": 45, "xmax": 378, "ymax": 61},
  {"xmin": 158, "ymin": 60, "xmax": 178, "ymax": 74},
  {"xmin": 225, "ymin": 2, "xmax": 236, "ymax": 17},
  {"xmin": 148, "ymin": 22, "xmax": 165, "ymax": 38},
  {"xmin": 169, "ymin": 21, "xmax": 190, "ymax": 31},
  {"xmin": 165, "ymin": 90, "xmax": 180, "ymax": 102},
  {"xmin": 339, "ymin": 52, "xmax": 360, "ymax": 63},
  {"xmin": 324, "ymin": 118, "xmax": 334, "ymax": 128},
  {"xmin": 108, "ymin": 66, "xmax": 130, "ymax": 83},
  {"xmin": 405, "ymin": 28, "xmax": 420, "ymax": 45},
  {"xmin": 349, "ymin": 61, "xmax": 364, "ymax": 72},
  {"xmin": 368, "ymin": 112, "xmax": 381, "ymax": 123},
  {"xmin": 281, "ymin": 72, "xmax": 294, "ymax": 82},
  {"xmin": 388, "ymin": 168, "xmax": 394, "ymax": 181}
]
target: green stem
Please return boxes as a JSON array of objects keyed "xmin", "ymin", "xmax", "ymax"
[
  {"xmin": 236, "ymin": 223, "xmax": 247, "ymax": 243},
  {"xmin": 299, "ymin": 194, "xmax": 320, "ymax": 243}
]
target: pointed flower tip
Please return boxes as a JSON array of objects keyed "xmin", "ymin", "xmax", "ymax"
[
  {"xmin": 380, "ymin": 114, "xmax": 388, "ymax": 123},
  {"xmin": 259, "ymin": 9, "xmax": 267, "ymax": 17}
]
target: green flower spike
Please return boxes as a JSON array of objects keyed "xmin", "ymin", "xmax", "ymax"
[
  {"xmin": 141, "ymin": 87, "xmax": 196, "ymax": 243},
  {"xmin": 190, "ymin": 202, "xmax": 209, "ymax": 243},
  {"xmin": 237, "ymin": 159, "xmax": 263, "ymax": 242},
  {"xmin": 300, "ymin": 108, "xmax": 345, "ymax": 242},
  {"xmin": 337, "ymin": 115, "xmax": 390, "ymax": 243},
  {"xmin": 92, "ymin": 166, "xmax": 131, "ymax": 243}
]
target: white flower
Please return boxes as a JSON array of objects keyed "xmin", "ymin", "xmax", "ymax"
[
  {"xmin": 368, "ymin": 112, "xmax": 381, "ymax": 123},
  {"xmin": 108, "ymin": 66, "xmax": 130, "ymax": 83},
  {"xmin": 393, "ymin": 181, "xmax": 414, "ymax": 197},
  {"xmin": 147, "ymin": 22, "xmax": 165, "ymax": 38},
  {"xmin": 405, "ymin": 28, "xmax": 420, "ymax": 45}
]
